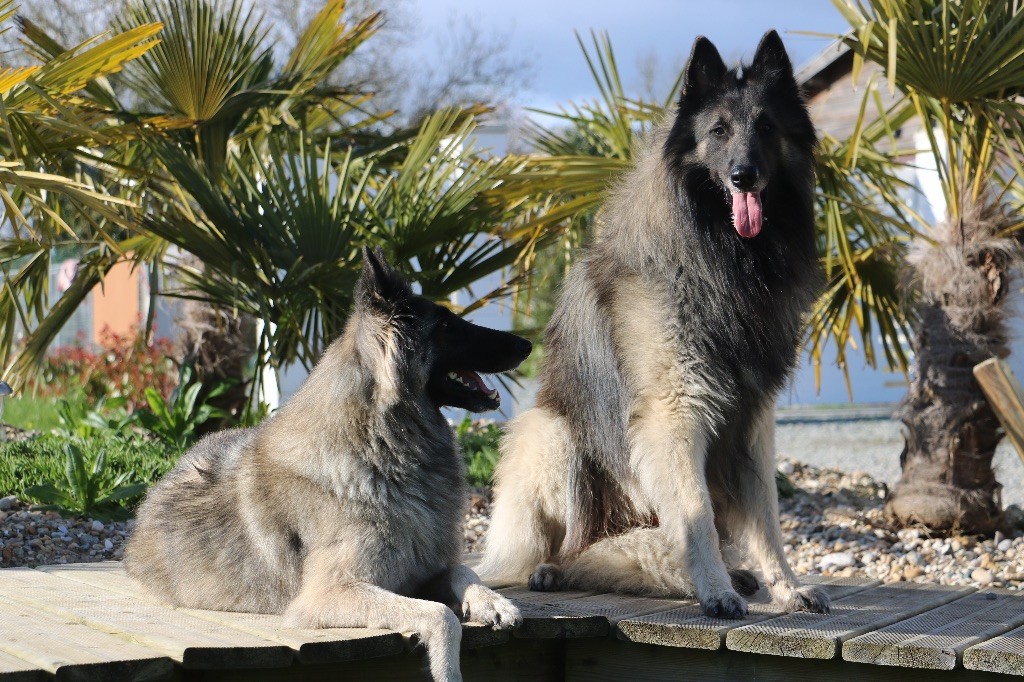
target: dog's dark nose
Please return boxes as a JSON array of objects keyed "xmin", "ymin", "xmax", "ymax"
[
  {"xmin": 515, "ymin": 337, "xmax": 533, "ymax": 357},
  {"xmin": 730, "ymin": 166, "xmax": 758, "ymax": 191}
]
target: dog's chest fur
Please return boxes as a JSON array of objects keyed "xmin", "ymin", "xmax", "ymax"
[{"xmin": 265, "ymin": 405, "xmax": 466, "ymax": 592}]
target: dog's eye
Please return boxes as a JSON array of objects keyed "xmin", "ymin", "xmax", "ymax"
[
  {"xmin": 758, "ymin": 120, "xmax": 773, "ymax": 134},
  {"xmin": 711, "ymin": 125, "xmax": 727, "ymax": 138}
]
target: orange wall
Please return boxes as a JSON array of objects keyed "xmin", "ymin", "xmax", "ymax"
[{"xmin": 91, "ymin": 260, "xmax": 142, "ymax": 344}]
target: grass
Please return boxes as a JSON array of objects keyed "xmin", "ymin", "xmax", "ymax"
[
  {"xmin": 0, "ymin": 433, "xmax": 178, "ymax": 504},
  {"xmin": 2, "ymin": 395, "xmax": 62, "ymax": 431}
]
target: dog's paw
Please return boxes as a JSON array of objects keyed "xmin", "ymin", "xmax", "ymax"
[
  {"xmin": 462, "ymin": 584, "xmax": 522, "ymax": 630},
  {"xmin": 774, "ymin": 583, "xmax": 831, "ymax": 614},
  {"xmin": 528, "ymin": 563, "xmax": 564, "ymax": 592},
  {"xmin": 700, "ymin": 589, "xmax": 748, "ymax": 619},
  {"xmin": 728, "ymin": 569, "xmax": 760, "ymax": 597}
]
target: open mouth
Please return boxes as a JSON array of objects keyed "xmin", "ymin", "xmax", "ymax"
[
  {"xmin": 730, "ymin": 190, "xmax": 764, "ymax": 238},
  {"xmin": 439, "ymin": 369, "xmax": 501, "ymax": 410}
]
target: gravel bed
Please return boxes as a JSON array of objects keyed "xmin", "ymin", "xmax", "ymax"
[{"xmin": 0, "ymin": 496, "xmax": 130, "ymax": 567}]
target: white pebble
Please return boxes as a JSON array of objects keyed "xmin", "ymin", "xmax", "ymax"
[
  {"xmin": 819, "ymin": 552, "xmax": 855, "ymax": 570},
  {"xmin": 91, "ymin": 520, "xmax": 104, "ymax": 532},
  {"xmin": 103, "ymin": 539, "xmax": 113, "ymax": 551}
]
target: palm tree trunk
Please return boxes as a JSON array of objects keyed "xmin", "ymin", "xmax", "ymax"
[
  {"xmin": 889, "ymin": 302, "xmax": 1004, "ymax": 533},
  {"xmin": 173, "ymin": 256, "xmax": 256, "ymax": 432},
  {"xmin": 886, "ymin": 209, "xmax": 1016, "ymax": 535},
  {"xmin": 175, "ymin": 296, "xmax": 256, "ymax": 429}
]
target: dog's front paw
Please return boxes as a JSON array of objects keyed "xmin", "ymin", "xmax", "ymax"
[
  {"xmin": 773, "ymin": 583, "xmax": 830, "ymax": 614},
  {"xmin": 462, "ymin": 584, "xmax": 522, "ymax": 630},
  {"xmin": 528, "ymin": 563, "xmax": 564, "ymax": 592},
  {"xmin": 701, "ymin": 589, "xmax": 748, "ymax": 619}
]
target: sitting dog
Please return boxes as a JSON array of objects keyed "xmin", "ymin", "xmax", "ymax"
[
  {"xmin": 126, "ymin": 248, "xmax": 530, "ymax": 681},
  {"xmin": 478, "ymin": 32, "xmax": 830, "ymax": 619}
]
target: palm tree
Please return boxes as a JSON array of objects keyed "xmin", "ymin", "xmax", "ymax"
[
  {"xmin": 1, "ymin": 0, "xmax": 573, "ymax": 409},
  {"xmin": 0, "ymin": 0, "xmax": 162, "ymax": 378},
  {"xmin": 834, "ymin": 0, "xmax": 1024, "ymax": 533}
]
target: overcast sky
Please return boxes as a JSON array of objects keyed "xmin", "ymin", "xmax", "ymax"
[{"xmin": 409, "ymin": 0, "xmax": 852, "ymax": 112}]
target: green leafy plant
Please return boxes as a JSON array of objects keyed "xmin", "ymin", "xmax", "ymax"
[
  {"xmin": 456, "ymin": 416, "xmax": 503, "ymax": 488},
  {"xmin": 0, "ymin": 432, "xmax": 175, "ymax": 501},
  {"xmin": 23, "ymin": 441, "xmax": 147, "ymax": 520},
  {"xmin": 134, "ymin": 364, "xmax": 233, "ymax": 451},
  {"xmin": 56, "ymin": 395, "xmax": 136, "ymax": 438}
]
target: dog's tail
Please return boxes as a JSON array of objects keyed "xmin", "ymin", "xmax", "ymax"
[{"xmin": 476, "ymin": 409, "xmax": 566, "ymax": 585}]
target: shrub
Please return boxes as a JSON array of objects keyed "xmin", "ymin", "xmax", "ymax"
[
  {"xmin": 456, "ymin": 416, "xmax": 503, "ymax": 488},
  {"xmin": 0, "ymin": 433, "xmax": 176, "ymax": 509},
  {"xmin": 24, "ymin": 441, "xmax": 148, "ymax": 520},
  {"xmin": 134, "ymin": 364, "xmax": 233, "ymax": 451},
  {"xmin": 31, "ymin": 327, "xmax": 176, "ymax": 413},
  {"xmin": 56, "ymin": 395, "xmax": 136, "ymax": 439}
]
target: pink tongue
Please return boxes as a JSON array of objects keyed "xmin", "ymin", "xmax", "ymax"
[
  {"xmin": 456, "ymin": 370, "xmax": 490, "ymax": 394},
  {"xmin": 731, "ymin": 192, "xmax": 763, "ymax": 238}
]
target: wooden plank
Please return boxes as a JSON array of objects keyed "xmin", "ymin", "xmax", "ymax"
[
  {"xmin": 844, "ymin": 588, "xmax": 1024, "ymax": 670},
  {"xmin": 0, "ymin": 593, "xmax": 172, "ymax": 681},
  {"xmin": 496, "ymin": 586, "xmax": 596, "ymax": 604},
  {"xmin": 617, "ymin": 576, "xmax": 879, "ymax": 651},
  {"xmin": 497, "ymin": 586, "xmax": 608, "ymax": 639},
  {"xmin": 963, "ymin": 621, "xmax": 1024, "ymax": 676},
  {"xmin": 726, "ymin": 582, "xmax": 976, "ymax": 659},
  {"xmin": 0, "ymin": 649, "xmax": 46, "ymax": 682},
  {"xmin": 974, "ymin": 357, "xmax": 1024, "ymax": 465},
  {"xmin": 0, "ymin": 568, "xmax": 292, "ymax": 670},
  {"xmin": 546, "ymin": 593, "xmax": 690, "ymax": 624},
  {"xmin": 38, "ymin": 563, "xmax": 405, "ymax": 665}
]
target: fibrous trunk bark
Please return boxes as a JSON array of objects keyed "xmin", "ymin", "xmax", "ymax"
[
  {"xmin": 890, "ymin": 302, "xmax": 1004, "ymax": 533},
  {"xmin": 886, "ymin": 203, "xmax": 1017, "ymax": 535}
]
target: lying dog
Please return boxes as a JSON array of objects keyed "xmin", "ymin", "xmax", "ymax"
[{"xmin": 126, "ymin": 248, "xmax": 531, "ymax": 681}]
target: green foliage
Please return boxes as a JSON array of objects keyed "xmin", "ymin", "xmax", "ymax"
[
  {"xmin": 0, "ymin": 1, "xmax": 163, "ymax": 381},
  {"xmin": 238, "ymin": 401, "xmax": 272, "ymax": 428},
  {"xmin": 1, "ymin": 433, "xmax": 172, "ymax": 517},
  {"xmin": 834, "ymin": 0, "xmax": 1024, "ymax": 225},
  {"xmin": 134, "ymin": 365, "xmax": 232, "ymax": 451},
  {"xmin": 456, "ymin": 416, "xmax": 502, "ymax": 488},
  {"xmin": 22, "ymin": 441, "xmax": 147, "ymax": 520},
  {"xmin": 56, "ymin": 395, "xmax": 135, "ymax": 439}
]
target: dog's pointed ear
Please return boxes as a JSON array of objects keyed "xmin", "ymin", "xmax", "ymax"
[
  {"xmin": 357, "ymin": 246, "xmax": 411, "ymax": 309},
  {"xmin": 681, "ymin": 36, "xmax": 726, "ymax": 103},
  {"xmin": 751, "ymin": 30, "xmax": 793, "ymax": 79}
]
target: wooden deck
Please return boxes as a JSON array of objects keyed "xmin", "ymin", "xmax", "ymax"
[{"xmin": 0, "ymin": 563, "xmax": 1023, "ymax": 680}]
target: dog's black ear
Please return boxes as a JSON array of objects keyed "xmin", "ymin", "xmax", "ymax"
[
  {"xmin": 357, "ymin": 246, "xmax": 411, "ymax": 309},
  {"xmin": 750, "ymin": 30, "xmax": 793, "ymax": 79},
  {"xmin": 681, "ymin": 36, "xmax": 726, "ymax": 103}
]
